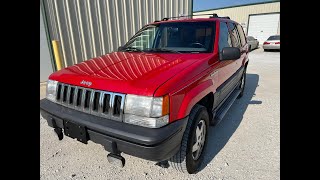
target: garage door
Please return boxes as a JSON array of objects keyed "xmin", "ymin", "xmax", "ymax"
[{"xmin": 247, "ymin": 13, "xmax": 280, "ymax": 43}]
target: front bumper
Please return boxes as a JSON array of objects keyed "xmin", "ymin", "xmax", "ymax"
[{"xmin": 40, "ymin": 99, "xmax": 188, "ymax": 161}]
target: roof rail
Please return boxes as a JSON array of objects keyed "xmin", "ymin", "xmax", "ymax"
[
  {"xmin": 219, "ymin": 16, "xmax": 230, "ymax": 19},
  {"xmin": 209, "ymin": 13, "xmax": 218, "ymax": 18},
  {"xmin": 160, "ymin": 13, "xmax": 224, "ymax": 21}
]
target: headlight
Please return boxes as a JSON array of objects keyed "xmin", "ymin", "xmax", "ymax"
[
  {"xmin": 124, "ymin": 94, "xmax": 169, "ymax": 128},
  {"xmin": 124, "ymin": 94, "xmax": 169, "ymax": 117},
  {"xmin": 46, "ymin": 80, "xmax": 58, "ymax": 102}
]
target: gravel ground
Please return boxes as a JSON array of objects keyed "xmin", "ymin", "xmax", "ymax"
[{"xmin": 40, "ymin": 47, "xmax": 280, "ymax": 180}]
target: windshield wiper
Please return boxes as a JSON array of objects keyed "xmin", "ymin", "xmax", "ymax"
[
  {"xmin": 120, "ymin": 46, "xmax": 143, "ymax": 52},
  {"xmin": 145, "ymin": 48, "xmax": 181, "ymax": 54}
]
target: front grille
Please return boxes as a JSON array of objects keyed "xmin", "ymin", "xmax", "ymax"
[{"xmin": 55, "ymin": 82, "xmax": 125, "ymax": 121}]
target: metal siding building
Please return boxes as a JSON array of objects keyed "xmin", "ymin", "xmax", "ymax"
[
  {"xmin": 193, "ymin": 1, "xmax": 280, "ymax": 36},
  {"xmin": 42, "ymin": 0, "xmax": 192, "ymax": 70},
  {"xmin": 40, "ymin": 9, "xmax": 54, "ymax": 82}
]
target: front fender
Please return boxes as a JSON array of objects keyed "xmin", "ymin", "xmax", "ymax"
[{"xmin": 170, "ymin": 79, "xmax": 214, "ymax": 122}]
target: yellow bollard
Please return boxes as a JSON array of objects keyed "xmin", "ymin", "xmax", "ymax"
[{"xmin": 52, "ymin": 40, "xmax": 63, "ymax": 70}]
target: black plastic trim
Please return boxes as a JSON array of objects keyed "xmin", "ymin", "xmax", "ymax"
[
  {"xmin": 40, "ymin": 99, "xmax": 187, "ymax": 146},
  {"xmin": 215, "ymin": 66, "xmax": 244, "ymax": 108},
  {"xmin": 40, "ymin": 99, "xmax": 188, "ymax": 161}
]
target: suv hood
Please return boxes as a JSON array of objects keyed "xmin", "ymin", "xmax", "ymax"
[{"xmin": 49, "ymin": 52, "xmax": 211, "ymax": 96}]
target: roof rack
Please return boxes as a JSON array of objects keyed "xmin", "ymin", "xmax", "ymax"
[
  {"xmin": 209, "ymin": 13, "xmax": 218, "ymax": 18},
  {"xmin": 157, "ymin": 13, "xmax": 230, "ymax": 22}
]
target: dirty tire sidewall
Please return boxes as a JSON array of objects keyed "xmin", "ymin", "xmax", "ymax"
[
  {"xmin": 169, "ymin": 104, "xmax": 209, "ymax": 174},
  {"xmin": 186, "ymin": 106, "xmax": 209, "ymax": 173}
]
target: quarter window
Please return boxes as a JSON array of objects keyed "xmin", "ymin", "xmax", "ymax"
[
  {"xmin": 237, "ymin": 24, "xmax": 246, "ymax": 46},
  {"xmin": 219, "ymin": 22, "xmax": 232, "ymax": 52},
  {"xmin": 228, "ymin": 23, "xmax": 241, "ymax": 48}
]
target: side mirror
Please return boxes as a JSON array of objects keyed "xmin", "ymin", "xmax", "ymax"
[{"xmin": 219, "ymin": 47, "xmax": 241, "ymax": 61}]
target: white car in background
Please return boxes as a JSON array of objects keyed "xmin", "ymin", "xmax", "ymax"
[
  {"xmin": 263, "ymin": 35, "xmax": 280, "ymax": 51},
  {"xmin": 247, "ymin": 36, "xmax": 259, "ymax": 51}
]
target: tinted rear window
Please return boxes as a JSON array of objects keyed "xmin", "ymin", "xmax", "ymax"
[{"xmin": 267, "ymin": 35, "xmax": 280, "ymax": 40}]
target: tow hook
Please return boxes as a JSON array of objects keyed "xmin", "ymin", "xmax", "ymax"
[
  {"xmin": 54, "ymin": 128, "xmax": 63, "ymax": 140},
  {"xmin": 106, "ymin": 141, "xmax": 125, "ymax": 167},
  {"xmin": 107, "ymin": 153, "xmax": 125, "ymax": 168},
  {"xmin": 155, "ymin": 160, "xmax": 169, "ymax": 168}
]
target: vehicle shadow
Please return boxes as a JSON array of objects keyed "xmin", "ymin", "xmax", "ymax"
[{"xmin": 198, "ymin": 73, "xmax": 261, "ymax": 172}]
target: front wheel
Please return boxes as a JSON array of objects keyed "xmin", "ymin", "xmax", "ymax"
[{"xmin": 168, "ymin": 104, "xmax": 209, "ymax": 174}]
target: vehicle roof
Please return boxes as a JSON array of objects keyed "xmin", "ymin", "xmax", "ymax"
[{"xmin": 150, "ymin": 17, "xmax": 238, "ymax": 25}]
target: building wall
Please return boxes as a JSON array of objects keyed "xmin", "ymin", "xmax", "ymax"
[
  {"xmin": 278, "ymin": 17, "xmax": 280, "ymax": 34},
  {"xmin": 42, "ymin": 0, "xmax": 192, "ymax": 68},
  {"xmin": 193, "ymin": 2, "xmax": 280, "ymax": 34},
  {"xmin": 40, "ymin": 8, "xmax": 53, "ymax": 82}
]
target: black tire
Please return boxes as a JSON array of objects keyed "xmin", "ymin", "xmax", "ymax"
[
  {"xmin": 237, "ymin": 67, "xmax": 247, "ymax": 99},
  {"xmin": 168, "ymin": 104, "xmax": 209, "ymax": 174}
]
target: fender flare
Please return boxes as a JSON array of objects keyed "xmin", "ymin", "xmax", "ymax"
[{"xmin": 177, "ymin": 79, "xmax": 214, "ymax": 119}]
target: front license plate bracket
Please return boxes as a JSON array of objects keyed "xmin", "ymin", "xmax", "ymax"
[{"xmin": 64, "ymin": 120, "xmax": 88, "ymax": 144}]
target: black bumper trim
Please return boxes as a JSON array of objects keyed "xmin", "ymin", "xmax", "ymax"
[{"xmin": 40, "ymin": 99, "xmax": 188, "ymax": 161}]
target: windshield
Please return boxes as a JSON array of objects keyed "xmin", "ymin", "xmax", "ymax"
[
  {"xmin": 267, "ymin": 35, "xmax": 280, "ymax": 40},
  {"xmin": 121, "ymin": 21, "xmax": 216, "ymax": 53}
]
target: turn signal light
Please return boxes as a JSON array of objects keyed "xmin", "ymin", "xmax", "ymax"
[{"xmin": 162, "ymin": 95, "xmax": 169, "ymax": 116}]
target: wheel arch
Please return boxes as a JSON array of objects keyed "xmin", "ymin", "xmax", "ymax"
[{"xmin": 174, "ymin": 79, "xmax": 216, "ymax": 122}]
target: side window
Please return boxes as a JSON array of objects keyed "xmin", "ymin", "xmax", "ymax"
[
  {"xmin": 219, "ymin": 22, "xmax": 232, "ymax": 52},
  {"xmin": 237, "ymin": 24, "xmax": 246, "ymax": 46},
  {"xmin": 228, "ymin": 22, "xmax": 241, "ymax": 48}
]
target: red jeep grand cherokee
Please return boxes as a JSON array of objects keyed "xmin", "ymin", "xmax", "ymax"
[{"xmin": 40, "ymin": 14, "xmax": 249, "ymax": 174}]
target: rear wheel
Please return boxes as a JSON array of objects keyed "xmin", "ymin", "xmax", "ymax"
[
  {"xmin": 168, "ymin": 104, "xmax": 209, "ymax": 174},
  {"xmin": 237, "ymin": 67, "xmax": 247, "ymax": 99}
]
